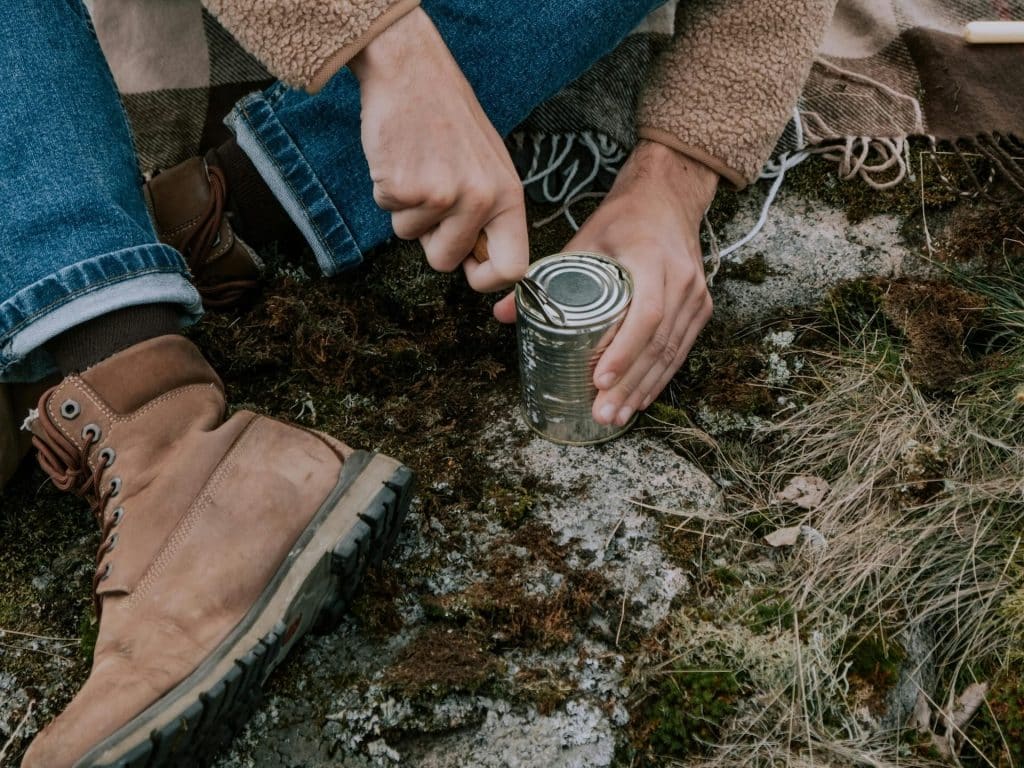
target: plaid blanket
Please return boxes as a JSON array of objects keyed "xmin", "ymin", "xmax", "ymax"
[
  {"xmin": 800, "ymin": 0, "xmax": 1024, "ymax": 191},
  {"xmin": 90, "ymin": 1, "xmax": 1024, "ymax": 193}
]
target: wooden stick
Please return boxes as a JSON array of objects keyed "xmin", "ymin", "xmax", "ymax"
[
  {"xmin": 965, "ymin": 21, "xmax": 1024, "ymax": 44},
  {"xmin": 472, "ymin": 232, "xmax": 490, "ymax": 263}
]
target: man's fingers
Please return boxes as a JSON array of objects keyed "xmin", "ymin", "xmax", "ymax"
[
  {"xmin": 392, "ymin": 206, "xmax": 446, "ymax": 241},
  {"xmin": 493, "ymin": 292, "xmax": 517, "ymax": 323},
  {"xmin": 592, "ymin": 305, "xmax": 671, "ymax": 424},
  {"xmin": 592, "ymin": 271, "xmax": 664, "ymax": 393},
  {"xmin": 644, "ymin": 294, "xmax": 712, "ymax": 407},
  {"xmin": 421, "ymin": 210, "xmax": 489, "ymax": 273},
  {"xmin": 627, "ymin": 293, "xmax": 704, "ymax": 413},
  {"xmin": 463, "ymin": 206, "xmax": 529, "ymax": 292}
]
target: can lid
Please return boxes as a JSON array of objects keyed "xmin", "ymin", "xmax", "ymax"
[{"xmin": 518, "ymin": 252, "xmax": 632, "ymax": 328}]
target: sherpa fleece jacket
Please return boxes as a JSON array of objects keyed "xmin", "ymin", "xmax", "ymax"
[{"xmin": 202, "ymin": 0, "xmax": 836, "ymax": 188}]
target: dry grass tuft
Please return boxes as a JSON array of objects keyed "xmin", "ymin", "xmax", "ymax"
[{"xmin": 641, "ymin": 266, "xmax": 1024, "ymax": 767}]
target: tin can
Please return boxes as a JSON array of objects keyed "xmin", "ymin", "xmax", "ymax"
[{"xmin": 516, "ymin": 252, "xmax": 634, "ymax": 446}]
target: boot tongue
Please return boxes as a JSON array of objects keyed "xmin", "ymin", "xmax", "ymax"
[{"xmin": 80, "ymin": 336, "xmax": 224, "ymax": 415}]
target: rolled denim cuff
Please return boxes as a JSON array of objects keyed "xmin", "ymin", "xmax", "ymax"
[
  {"xmin": 0, "ymin": 244, "xmax": 202, "ymax": 383},
  {"xmin": 227, "ymin": 87, "xmax": 364, "ymax": 277}
]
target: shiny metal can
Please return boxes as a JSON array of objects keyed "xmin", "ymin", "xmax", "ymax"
[{"xmin": 516, "ymin": 252, "xmax": 634, "ymax": 446}]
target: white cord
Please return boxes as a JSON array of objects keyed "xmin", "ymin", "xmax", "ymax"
[{"xmin": 717, "ymin": 109, "xmax": 812, "ymax": 261}]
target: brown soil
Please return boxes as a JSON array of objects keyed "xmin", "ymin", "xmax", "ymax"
[
  {"xmin": 384, "ymin": 625, "xmax": 501, "ymax": 697},
  {"xmin": 423, "ymin": 520, "xmax": 611, "ymax": 653},
  {"xmin": 881, "ymin": 280, "xmax": 987, "ymax": 393}
]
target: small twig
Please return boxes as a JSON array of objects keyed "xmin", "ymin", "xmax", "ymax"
[
  {"xmin": 615, "ymin": 589, "xmax": 628, "ymax": 648},
  {"xmin": 602, "ymin": 514, "xmax": 626, "ymax": 555},
  {"xmin": 0, "ymin": 700, "xmax": 34, "ymax": 765},
  {"xmin": 920, "ymin": 153, "xmax": 934, "ymax": 257},
  {"xmin": 0, "ymin": 628, "xmax": 78, "ymax": 643},
  {"xmin": 0, "ymin": 640, "xmax": 74, "ymax": 660},
  {"xmin": 627, "ymin": 497, "xmax": 731, "ymax": 523}
]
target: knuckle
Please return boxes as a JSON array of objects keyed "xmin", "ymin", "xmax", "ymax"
[
  {"xmin": 428, "ymin": 257, "xmax": 460, "ymax": 274},
  {"xmin": 425, "ymin": 189, "xmax": 457, "ymax": 211},
  {"xmin": 639, "ymin": 304, "xmax": 664, "ymax": 328},
  {"xmin": 372, "ymin": 185, "xmax": 393, "ymax": 210},
  {"xmin": 463, "ymin": 184, "xmax": 494, "ymax": 213},
  {"xmin": 658, "ymin": 337, "xmax": 681, "ymax": 366},
  {"xmin": 700, "ymin": 294, "xmax": 714, "ymax": 322},
  {"xmin": 424, "ymin": 246, "xmax": 459, "ymax": 274},
  {"xmin": 614, "ymin": 379, "xmax": 638, "ymax": 398}
]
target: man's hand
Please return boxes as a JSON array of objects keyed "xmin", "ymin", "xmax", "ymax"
[
  {"xmin": 495, "ymin": 140, "xmax": 718, "ymax": 426},
  {"xmin": 350, "ymin": 9, "xmax": 528, "ymax": 292}
]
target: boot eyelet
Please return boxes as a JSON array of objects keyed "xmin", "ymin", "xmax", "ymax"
[
  {"xmin": 111, "ymin": 507, "xmax": 125, "ymax": 525},
  {"xmin": 99, "ymin": 447, "xmax": 117, "ymax": 467},
  {"xmin": 61, "ymin": 400, "xmax": 81, "ymax": 420},
  {"xmin": 100, "ymin": 563, "xmax": 112, "ymax": 581},
  {"xmin": 107, "ymin": 533, "xmax": 119, "ymax": 551},
  {"xmin": 109, "ymin": 477, "xmax": 122, "ymax": 497},
  {"xmin": 82, "ymin": 424, "xmax": 102, "ymax": 444}
]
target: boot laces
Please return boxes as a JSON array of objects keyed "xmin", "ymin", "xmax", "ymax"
[
  {"xmin": 33, "ymin": 409, "xmax": 122, "ymax": 617},
  {"xmin": 183, "ymin": 164, "xmax": 258, "ymax": 310}
]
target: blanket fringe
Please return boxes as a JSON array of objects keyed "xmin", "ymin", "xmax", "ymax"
[
  {"xmin": 810, "ymin": 136, "xmax": 912, "ymax": 190},
  {"xmin": 512, "ymin": 124, "xmax": 1023, "ymax": 266},
  {"xmin": 809, "ymin": 132, "xmax": 1024, "ymax": 197},
  {"xmin": 511, "ymin": 131, "xmax": 627, "ymax": 231}
]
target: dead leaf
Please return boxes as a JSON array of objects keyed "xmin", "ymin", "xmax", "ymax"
[
  {"xmin": 910, "ymin": 691, "xmax": 931, "ymax": 733},
  {"xmin": 910, "ymin": 682, "xmax": 989, "ymax": 759},
  {"xmin": 775, "ymin": 475, "xmax": 830, "ymax": 510},
  {"xmin": 764, "ymin": 525, "xmax": 802, "ymax": 547},
  {"xmin": 946, "ymin": 682, "xmax": 989, "ymax": 732}
]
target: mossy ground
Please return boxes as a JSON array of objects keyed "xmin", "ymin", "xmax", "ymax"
[{"xmin": 2, "ymin": 162, "xmax": 1023, "ymax": 765}]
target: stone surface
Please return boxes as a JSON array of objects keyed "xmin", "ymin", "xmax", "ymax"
[
  {"xmin": 210, "ymin": 403, "xmax": 718, "ymax": 767},
  {"xmin": 712, "ymin": 188, "xmax": 930, "ymax": 324}
]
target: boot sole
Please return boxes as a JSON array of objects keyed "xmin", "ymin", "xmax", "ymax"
[{"xmin": 77, "ymin": 450, "xmax": 414, "ymax": 768}]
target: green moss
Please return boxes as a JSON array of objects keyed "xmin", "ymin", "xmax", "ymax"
[
  {"xmin": 720, "ymin": 252, "xmax": 769, "ymax": 284},
  {"xmin": 705, "ymin": 187, "xmax": 742, "ymax": 233},
  {"xmin": 646, "ymin": 402, "xmax": 693, "ymax": 429},
  {"xmin": 645, "ymin": 668, "xmax": 744, "ymax": 758},
  {"xmin": 842, "ymin": 632, "xmax": 906, "ymax": 711},
  {"xmin": 819, "ymin": 279, "xmax": 889, "ymax": 340},
  {"xmin": 746, "ymin": 590, "xmax": 795, "ymax": 633},
  {"xmin": 706, "ymin": 565, "xmax": 743, "ymax": 590},
  {"xmin": 78, "ymin": 613, "xmax": 98, "ymax": 662},
  {"xmin": 484, "ymin": 482, "xmax": 539, "ymax": 529}
]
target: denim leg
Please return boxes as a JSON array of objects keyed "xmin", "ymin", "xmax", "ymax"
[
  {"xmin": 228, "ymin": 0, "xmax": 667, "ymax": 277},
  {"xmin": 0, "ymin": 0, "xmax": 202, "ymax": 383}
]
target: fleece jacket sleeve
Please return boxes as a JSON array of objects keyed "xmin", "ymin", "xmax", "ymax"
[
  {"xmin": 637, "ymin": 0, "xmax": 837, "ymax": 189},
  {"xmin": 202, "ymin": 0, "xmax": 421, "ymax": 93}
]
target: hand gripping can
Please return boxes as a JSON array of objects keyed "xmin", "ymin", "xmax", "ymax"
[{"xmin": 515, "ymin": 252, "xmax": 635, "ymax": 446}]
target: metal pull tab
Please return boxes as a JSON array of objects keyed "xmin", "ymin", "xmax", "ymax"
[
  {"xmin": 519, "ymin": 277, "xmax": 566, "ymax": 326},
  {"xmin": 474, "ymin": 233, "xmax": 566, "ymax": 326}
]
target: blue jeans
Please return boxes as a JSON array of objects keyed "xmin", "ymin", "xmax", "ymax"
[
  {"xmin": 0, "ymin": 0, "xmax": 202, "ymax": 383},
  {"xmin": 0, "ymin": 0, "xmax": 662, "ymax": 383}
]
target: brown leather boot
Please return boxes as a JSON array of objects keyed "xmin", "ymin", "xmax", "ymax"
[
  {"xmin": 144, "ymin": 158, "xmax": 263, "ymax": 309},
  {"xmin": 21, "ymin": 336, "xmax": 412, "ymax": 767},
  {"xmin": 0, "ymin": 379, "xmax": 57, "ymax": 490}
]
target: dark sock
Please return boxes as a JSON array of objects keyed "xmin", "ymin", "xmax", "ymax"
[
  {"xmin": 206, "ymin": 140, "xmax": 302, "ymax": 252},
  {"xmin": 46, "ymin": 304, "xmax": 182, "ymax": 375}
]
